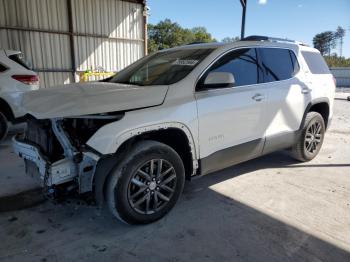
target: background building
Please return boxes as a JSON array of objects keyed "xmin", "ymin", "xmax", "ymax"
[{"xmin": 0, "ymin": 0, "xmax": 147, "ymax": 88}]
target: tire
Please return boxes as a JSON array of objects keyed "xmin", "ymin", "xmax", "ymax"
[
  {"xmin": 106, "ymin": 140, "xmax": 185, "ymax": 225},
  {"xmin": 290, "ymin": 112, "xmax": 325, "ymax": 162},
  {"xmin": 0, "ymin": 111, "xmax": 9, "ymax": 142}
]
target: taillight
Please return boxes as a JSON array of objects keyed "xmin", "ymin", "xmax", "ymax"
[{"xmin": 12, "ymin": 75, "xmax": 39, "ymax": 85}]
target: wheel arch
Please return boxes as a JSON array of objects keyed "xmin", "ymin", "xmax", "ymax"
[
  {"xmin": 93, "ymin": 123, "xmax": 198, "ymax": 206},
  {"xmin": 300, "ymin": 98, "xmax": 330, "ymax": 130},
  {"xmin": 0, "ymin": 98, "xmax": 15, "ymax": 121}
]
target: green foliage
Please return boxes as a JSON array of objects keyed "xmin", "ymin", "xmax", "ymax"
[
  {"xmin": 313, "ymin": 31, "xmax": 336, "ymax": 56},
  {"xmin": 313, "ymin": 26, "xmax": 347, "ymax": 57},
  {"xmin": 324, "ymin": 55, "xmax": 350, "ymax": 68},
  {"xmin": 222, "ymin": 36, "xmax": 240, "ymax": 43},
  {"xmin": 148, "ymin": 19, "xmax": 216, "ymax": 53}
]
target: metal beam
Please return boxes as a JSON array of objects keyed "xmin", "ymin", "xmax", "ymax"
[
  {"xmin": 0, "ymin": 26, "xmax": 144, "ymax": 42},
  {"xmin": 67, "ymin": 0, "xmax": 76, "ymax": 82},
  {"xmin": 240, "ymin": 0, "xmax": 247, "ymax": 39}
]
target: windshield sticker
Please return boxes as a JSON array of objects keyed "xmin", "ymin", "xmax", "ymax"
[{"xmin": 172, "ymin": 59, "xmax": 199, "ymax": 66}]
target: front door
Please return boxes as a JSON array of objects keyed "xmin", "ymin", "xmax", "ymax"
[{"xmin": 195, "ymin": 48, "xmax": 269, "ymax": 174}]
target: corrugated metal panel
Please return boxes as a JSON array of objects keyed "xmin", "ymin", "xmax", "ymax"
[
  {"xmin": 0, "ymin": 0, "xmax": 145, "ymax": 88},
  {"xmin": 72, "ymin": 0, "xmax": 144, "ymax": 73},
  {"xmin": 0, "ymin": 0, "xmax": 68, "ymax": 31}
]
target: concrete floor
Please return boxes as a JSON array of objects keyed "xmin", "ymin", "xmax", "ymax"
[{"xmin": 0, "ymin": 97, "xmax": 349, "ymax": 261}]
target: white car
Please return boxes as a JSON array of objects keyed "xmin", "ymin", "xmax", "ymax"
[
  {"xmin": 0, "ymin": 50, "xmax": 39, "ymax": 141},
  {"xmin": 13, "ymin": 36, "xmax": 335, "ymax": 224}
]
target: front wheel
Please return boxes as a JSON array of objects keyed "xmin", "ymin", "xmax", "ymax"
[
  {"xmin": 106, "ymin": 140, "xmax": 185, "ymax": 224},
  {"xmin": 290, "ymin": 112, "xmax": 325, "ymax": 162},
  {"xmin": 0, "ymin": 112, "xmax": 9, "ymax": 142}
]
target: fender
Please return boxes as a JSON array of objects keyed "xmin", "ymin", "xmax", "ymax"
[
  {"xmin": 91, "ymin": 122, "xmax": 199, "ymax": 206},
  {"xmin": 115, "ymin": 122, "xmax": 198, "ymax": 168},
  {"xmin": 299, "ymin": 97, "xmax": 330, "ymax": 131}
]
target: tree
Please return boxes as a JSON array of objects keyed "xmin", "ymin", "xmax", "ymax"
[
  {"xmin": 313, "ymin": 31, "xmax": 336, "ymax": 56},
  {"xmin": 147, "ymin": 19, "xmax": 216, "ymax": 53},
  {"xmin": 222, "ymin": 37, "xmax": 240, "ymax": 43},
  {"xmin": 334, "ymin": 26, "xmax": 346, "ymax": 57}
]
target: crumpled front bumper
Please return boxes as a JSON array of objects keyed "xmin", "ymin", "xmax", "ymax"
[
  {"xmin": 12, "ymin": 135, "xmax": 48, "ymax": 180},
  {"xmin": 12, "ymin": 135, "xmax": 77, "ymax": 187}
]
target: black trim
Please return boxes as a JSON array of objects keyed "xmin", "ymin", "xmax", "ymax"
[
  {"xmin": 262, "ymin": 131, "xmax": 300, "ymax": 155},
  {"xmin": 299, "ymin": 98, "xmax": 330, "ymax": 130},
  {"xmin": 199, "ymin": 138, "xmax": 264, "ymax": 176}
]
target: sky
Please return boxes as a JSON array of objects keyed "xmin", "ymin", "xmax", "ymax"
[{"xmin": 147, "ymin": 0, "xmax": 350, "ymax": 57}]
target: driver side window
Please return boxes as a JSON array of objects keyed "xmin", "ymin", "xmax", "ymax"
[{"xmin": 198, "ymin": 48, "xmax": 261, "ymax": 89}]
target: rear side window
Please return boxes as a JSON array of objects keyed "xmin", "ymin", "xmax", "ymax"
[
  {"xmin": 8, "ymin": 53, "xmax": 31, "ymax": 70},
  {"xmin": 200, "ymin": 48, "xmax": 261, "ymax": 88},
  {"xmin": 259, "ymin": 48, "xmax": 300, "ymax": 83},
  {"xmin": 0, "ymin": 64, "xmax": 7, "ymax": 72},
  {"xmin": 301, "ymin": 51, "xmax": 330, "ymax": 74}
]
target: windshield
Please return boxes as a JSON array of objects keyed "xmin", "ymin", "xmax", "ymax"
[{"xmin": 109, "ymin": 48, "xmax": 214, "ymax": 86}]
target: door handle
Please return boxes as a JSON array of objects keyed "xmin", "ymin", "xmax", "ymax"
[
  {"xmin": 252, "ymin": 94, "xmax": 264, "ymax": 102},
  {"xmin": 301, "ymin": 87, "xmax": 312, "ymax": 94}
]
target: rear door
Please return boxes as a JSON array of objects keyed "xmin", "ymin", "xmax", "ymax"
[
  {"xmin": 257, "ymin": 47, "xmax": 310, "ymax": 153},
  {"xmin": 195, "ymin": 48, "xmax": 269, "ymax": 174}
]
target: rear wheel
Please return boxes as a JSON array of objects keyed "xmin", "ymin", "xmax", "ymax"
[
  {"xmin": 0, "ymin": 112, "xmax": 9, "ymax": 142},
  {"xmin": 291, "ymin": 112, "xmax": 325, "ymax": 162},
  {"xmin": 106, "ymin": 140, "xmax": 185, "ymax": 224}
]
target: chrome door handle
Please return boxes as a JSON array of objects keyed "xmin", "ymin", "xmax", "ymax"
[
  {"xmin": 301, "ymin": 87, "xmax": 312, "ymax": 94},
  {"xmin": 252, "ymin": 94, "xmax": 264, "ymax": 102}
]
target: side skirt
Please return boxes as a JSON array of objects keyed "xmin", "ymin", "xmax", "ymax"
[
  {"xmin": 198, "ymin": 131, "xmax": 300, "ymax": 177},
  {"xmin": 199, "ymin": 138, "xmax": 265, "ymax": 176}
]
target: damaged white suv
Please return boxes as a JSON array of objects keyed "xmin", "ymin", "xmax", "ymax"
[{"xmin": 13, "ymin": 36, "xmax": 335, "ymax": 224}]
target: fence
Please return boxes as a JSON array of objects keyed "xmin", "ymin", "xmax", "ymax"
[{"xmin": 330, "ymin": 67, "xmax": 350, "ymax": 87}]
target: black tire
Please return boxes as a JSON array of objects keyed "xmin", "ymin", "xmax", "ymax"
[
  {"xmin": 291, "ymin": 112, "xmax": 325, "ymax": 162},
  {"xmin": 0, "ymin": 111, "xmax": 9, "ymax": 142},
  {"xmin": 106, "ymin": 140, "xmax": 185, "ymax": 225}
]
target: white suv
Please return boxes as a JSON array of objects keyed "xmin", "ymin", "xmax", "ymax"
[
  {"xmin": 0, "ymin": 50, "xmax": 39, "ymax": 141},
  {"xmin": 13, "ymin": 36, "xmax": 335, "ymax": 224}
]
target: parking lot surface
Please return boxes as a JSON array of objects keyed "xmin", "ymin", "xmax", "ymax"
[{"xmin": 0, "ymin": 98, "xmax": 349, "ymax": 262}]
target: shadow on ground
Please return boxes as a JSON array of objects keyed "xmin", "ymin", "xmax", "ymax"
[{"xmin": 1, "ymin": 152, "xmax": 349, "ymax": 262}]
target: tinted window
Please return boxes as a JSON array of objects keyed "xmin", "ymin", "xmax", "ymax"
[
  {"xmin": 302, "ymin": 51, "xmax": 330, "ymax": 74},
  {"xmin": 200, "ymin": 48, "xmax": 261, "ymax": 88},
  {"xmin": 9, "ymin": 53, "xmax": 32, "ymax": 70},
  {"xmin": 0, "ymin": 64, "xmax": 7, "ymax": 72},
  {"xmin": 110, "ymin": 48, "xmax": 214, "ymax": 86},
  {"xmin": 260, "ymin": 48, "xmax": 299, "ymax": 83}
]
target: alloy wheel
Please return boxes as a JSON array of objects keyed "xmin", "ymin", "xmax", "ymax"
[
  {"xmin": 127, "ymin": 159, "xmax": 177, "ymax": 215},
  {"xmin": 305, "ymin": 121, "xmax": 323, "ymax": 154}
]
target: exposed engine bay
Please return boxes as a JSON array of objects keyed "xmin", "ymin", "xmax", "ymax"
[{"xmin": 14, "ymin": 113, "xmax": 124, "ymax": 197}]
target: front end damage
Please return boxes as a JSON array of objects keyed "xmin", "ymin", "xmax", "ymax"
[{"xmin": 13, "ymin": 115, "xmax": 122, "ymax": 198}]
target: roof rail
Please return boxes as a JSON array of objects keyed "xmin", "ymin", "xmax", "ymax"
[{"xmin": 241, "ymin": 35, "xmax": 307, "ymax": 46}]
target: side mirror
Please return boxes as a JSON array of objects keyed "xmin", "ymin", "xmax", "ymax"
[{"xmin": 203, "ymin": 72, "xmax": 235, "ymax": 88}]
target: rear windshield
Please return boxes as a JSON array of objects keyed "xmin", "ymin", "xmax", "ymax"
[
  {"xmin": 109, "ymin": 48, "xmax": 214, "ymax": 86},
  {"xmin": 301, "ymin": 51, "xmax": 330, "ymax": 74},
  {"xmin": 8, "ymin": 53, "xmax": 32, "ymax": 70}
]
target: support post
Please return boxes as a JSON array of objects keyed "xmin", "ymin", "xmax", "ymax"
[
  {"xmin": 240, "ymin": 0, "xmax": 247, "ymax": 39},
  {"xmin": 67, "ymin": 0, "xmax": 76, "ymax": 82}
]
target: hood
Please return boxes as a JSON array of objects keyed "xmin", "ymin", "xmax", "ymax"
[{"xmin": 20, "ymin": 82, "xmax": 168, "ymax": 119}]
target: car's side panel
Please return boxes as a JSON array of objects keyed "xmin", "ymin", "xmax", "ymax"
[
  {"xmin": 86, "ymin": 98, "xmax": 199, "ymax": 170},
  {"xmin": 200, "ymin": 138, "xmax": 264, "ymax": 175},
  {"xmin": 195, "ymin": 85, "xmax": 269, "ymax": 159}
]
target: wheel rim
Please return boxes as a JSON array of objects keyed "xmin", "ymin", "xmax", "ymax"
[
  {"xmin": 305, "ymin": 120, "xmax": 323, "ymax": 154},
  {"xmin": 127, "ymin": 159, "xmax": 177, "ymax": 215}
]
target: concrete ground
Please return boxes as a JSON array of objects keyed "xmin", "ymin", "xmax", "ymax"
[
  {"xmin": 0, "ymin": 124, "xmax": 39, "ymax": 198},
  {"xmin": 0, "ymin": 95, "xmax": 349, "ymax": 261}
]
